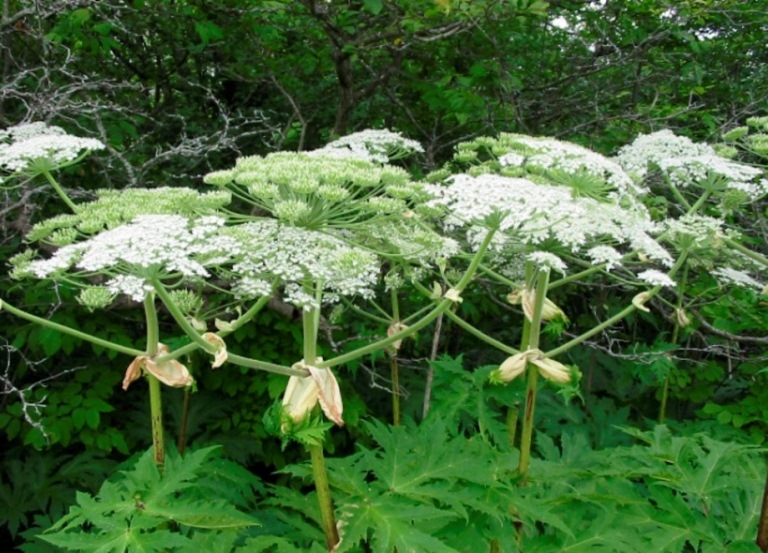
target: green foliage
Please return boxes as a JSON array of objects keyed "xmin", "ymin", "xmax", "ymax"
[
  {"xmin": 423, "ymin": 355, "xmax": 524, "ymax": 446},
  {"xmin": 254, "ymin": 409, "xmax": 765, "ymax": 552},
  {"xmin": 39, "ymin": 446, "xmax": 260, "ymax": 552},
  {"xmin": 0, "ymin": 449, "xmax": 116, "ymax": 539}
]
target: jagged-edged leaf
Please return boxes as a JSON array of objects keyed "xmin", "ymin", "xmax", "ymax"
[
  {"xmin": 525, "ymin": 505, "xmax": 640, "ymax": 552},
  {"xmin": 244, "ymin": 535, "xmax": 326, "ymax": 553},
  {"xmin": 143, "ymin": 499, "xmax": 259, "ymax": 529},
  {"xmin": 143, "ymin": 446, "xmax": 221, "ymax": 503},
  {"xmin": 39, "ymin": 525, "xmax": 192, "ymax": 553},
  {"xmin": 337, "ymin": 497, "xmax": 459, "ymax": 553},
  {"xmin": 365, "ymin": 418, "xmax": 499, "ymax": 492},
  {"xmin": 175, "ymin": 529, "xmax": 241, "ymax": 553},
  {"xmin": 196, "ymin": 456, "xmax": 266, "ymax": 506},
  {"xmin": 261, "ymin": 486, "xmax": 328, "ymax": 543}
]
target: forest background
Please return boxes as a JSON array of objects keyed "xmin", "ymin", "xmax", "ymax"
[{"xmin": 2, "ymin": 0, "xmax": 768, "ymax": 552}]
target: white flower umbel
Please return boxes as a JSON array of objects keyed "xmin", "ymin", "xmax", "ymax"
[
  {"xmin": 712, "ymin": 267, "xmax": 764, "ymax": 290},
  {"xmin": 28, "ymin": 187, "xmax": 231, "ymax": 244},
  {"xmin": 310, "ymin": 129, "xmax": 425, "ymax": 163},
  {"xmin": 586, "ymin": 245, "xmax": 624, "ymax": 271},
  {"xmin": 616, "ymin": 130, "xmax": 768, "ymax": 200},
  {"xmin": 661, "ymin": 214, "xmax": 726, "ymax": 253},
  {"xmin": 527, "ymin": 251, "xmax": 567, "ymax": 274},
  {"xmin": 226, "ymin": 220, "xmax": 379, "ymax": 309},
  {"xmin": 0, "ymin": 122, "xmax": 104, "ymax": 177},
  {"xmin": 22, "ymin": 215, "xmax": 239, "ymax": 302},
  {"xmin": 427, "ymin": 173, "xmax": 672, "ymax": 267},
  {"xmin": 0, "ymin": 122, "xmax": 66, "ymax": 141},
  {"xmin": 638, "ymin": 269, "xmax": 676, "ymax": 288},
  {"xmin": 453, "ymin": 133, "xmax": 646, "ymax": 209}
]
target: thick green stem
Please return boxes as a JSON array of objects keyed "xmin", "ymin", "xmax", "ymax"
[
  {"xmin": 687, "ymin": 189, "xmax": 711, "ymax": 215},
  {"xmin": 148, "ymin": 374, "xmax": 165, "ymax": 468},
  {"xmin": 302, "ymin": 284, "xmax": 339, "ymax": 551},
  {"xmin": 506, "ymin": 402, "xmax": 519, "ymax": 450},
  {"xmin": 723, "ymin": 236, "xmax": 768, "ymax": 269},
  {"xmin": 545, "ymin": 252, "xmax": 689, "ymax": 360},
  {"xmin": 517, "ymin": 264, "xmax": 550, "ymax": 478},
  {"xmin": 545, "ymin": 300, "xmax": 646, "ymax": 359},
  {"xmin": 390, "ymin": 288, "xmax": 401, "ymax": 426},
  {"xmin": 42, "ymin": 170, "xmax": 79, "ymax": 212},
  {"xmin": 518, "ymin": 369, "xmax": 539, "ymax": 478},
  {"xmin": 143, "ymin": 294, "xmax": 165, "ymax": 468},
  {"xmin": 309, "ymin": 442, "xmax": 340, "ymax": 551},
  {"xmin": 665, "ymin": 176, "xmax": 692, "ymax": 211},
  {"xmin": 443, "ymin": 305, "xmax": 519, "ymax": 355}
]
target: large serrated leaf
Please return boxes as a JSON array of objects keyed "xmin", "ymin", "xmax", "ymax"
[{"xmin": 143, "ymin": 499, "xmax": 259, "ymax": 529}]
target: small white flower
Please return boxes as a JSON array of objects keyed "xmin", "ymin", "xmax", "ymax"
[
  {"xmin": 526, "ymin": 251, "xmax": 567, "ymax": 274},
  {"xmin": 227, "ymin": 220, "xmax": 379, "ymax": 308},
  {"xmin": 638, "ymin": 269, "xmax": 676, "ymax": 288},
  {"xmin": 310, "ymin": 129, "xmax": 424, "ymax": 163},
  {"xmin": 586, "ymin": 245, "xmax": 624, "ymax": 270},
  {"xmin": 106, "ymin": 275, "xmax": 153, "ymax": 302},
  {"xmin": 712, "ymin": 267, "xmax": 764, "ymax": 290}
]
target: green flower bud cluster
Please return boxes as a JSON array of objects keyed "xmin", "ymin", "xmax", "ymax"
[
  {"xmin": 28, "ymin": 187, "xmax": 231, "ymax": 244},
  {"xmin": 204, "ymin": 151, "xmax": 432, "ymax": 241}
]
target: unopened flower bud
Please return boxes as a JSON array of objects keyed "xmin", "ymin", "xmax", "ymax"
[
  {"xmin": 541, "ymin": 298, "xmax": 569, "ymax": 323},
  {"xmin": 675, "ymin": 308, "xmax": 691, "ymax": 328},
  {"xmin": 430, "ymin": 282, "xmax": 443, "ymax": 300},
  {"xmin": 282, "ymin": 359, "xmax": 344, "ymax": 429},
  {"xmin": 632, "ymin": 292, "xmax": 652, "ymax": 313},
  {"xmin": 387, "ymin": 322, "xmax": 409, "ymax": 354},
  {"xmin": 506, "ymin": 289, "xmax": 522, "ymax": 304},
  {"xmin": 214, "ymin": 318, "xmax": 236, "ymax": 332},
  {"xmin": 444, "ymin": 288, "xmax": 463, "ymax": 303},
  {"xmin": 123, "ymin": 343, "xmax": 194, "ymax": 390},
  {"xmin": 530, "ymin": 357, "xmax": 571, "ymax": 383},
  {"xmin": 188, "ymin": 317, "xmax": 207, "ymax": 333},
  {"xmin": 202, "ymin": 333, "xmax": 228, "ymax": 368},
  {"xmin": 494, "ymin": 352, "xmax": 528, "ymax": 382}
]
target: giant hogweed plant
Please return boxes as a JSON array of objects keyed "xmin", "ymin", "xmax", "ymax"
[{"xmin": 1, "ymin": 121, "xmax": 766, "ymax": 550}]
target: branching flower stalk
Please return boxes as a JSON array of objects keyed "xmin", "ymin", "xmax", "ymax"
[
  {"xmin": 658, "ymin": 261, "xmax": 690, "ymax": 424},
  {"xmin": 41, "ymin": 170, "xmax": 79, "ymax": 213}
]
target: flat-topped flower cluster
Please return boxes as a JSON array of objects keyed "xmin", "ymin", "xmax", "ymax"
[
  {"xmin": 0, "ymin": 122, "xmax": 104, "ymax": 180},
  {"xmin": 616, "ymin": 129, "xmax": 768, "ymax": 200},
  {"xmin": 224, "ymin": 220, "xmax": 379, "ymax": 310},
  {"xmin": 14, "ymin": 123, "xmax": 768, "ymax": 313},
  {"xmin": 425, "ymin": 172, "xmax": 672, "ymax": 272},
  {"xmin": 28, "ymin": 187, "xmax": 231, "ymax": 244},
  {"xmin": 16, "ymin": 215, "xmax": 237, "ymax": 301},
  {"xmin": 308, "ymin": 129, "xmax": 424, "ymax": 163},
  {"xmin": 444, "ymin": 133, "xmax": 648, "ymax": 210}
]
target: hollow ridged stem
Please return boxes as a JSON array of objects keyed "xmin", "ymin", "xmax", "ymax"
[
  {"xmin": 143, "ymin": 293, "xmax": 164, "ymax": 469},
  {"xmin": 302, "ymin": 282, "xmax": 339, "ymax": 551},
  {"xmin": 517, "ymin": 265, "xmax": 550, "ymax": 479}
]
